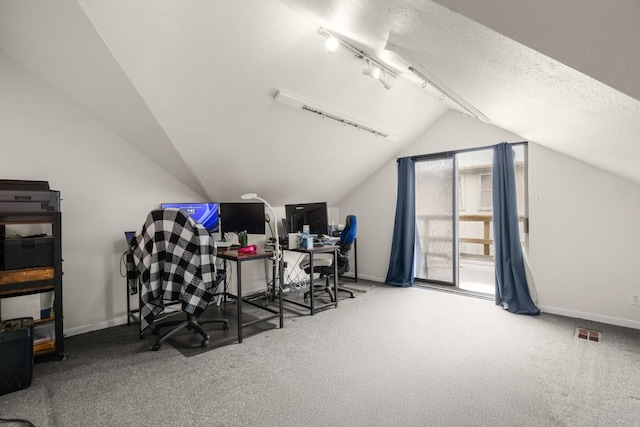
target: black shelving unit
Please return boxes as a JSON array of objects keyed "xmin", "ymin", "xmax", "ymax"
[{"xmin": 0, "ymin": 211, "xmax": 65, "ymax": 360}]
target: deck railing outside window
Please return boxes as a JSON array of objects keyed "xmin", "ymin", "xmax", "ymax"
[{"xmin": 417, "ymin": 214, "xmax": 525, "ymax": 262}]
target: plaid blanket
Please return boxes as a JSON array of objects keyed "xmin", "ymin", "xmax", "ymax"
[{"xmin": 126, "ymin": 208, "xmax": 219, "ymax": 330}]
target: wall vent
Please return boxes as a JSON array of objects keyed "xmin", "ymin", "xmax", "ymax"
[
  {"xmin": 274, "ymin": 90, "xmax": 399, "ymax": 142},
  {"xmin": 575, "ymin": 327, "xmax": 602, "ymax": 343}
]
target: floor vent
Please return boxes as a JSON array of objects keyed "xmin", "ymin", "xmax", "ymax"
[{"xmin": 575, "ymin": 328, "xmax": 602, "ymax": 343}]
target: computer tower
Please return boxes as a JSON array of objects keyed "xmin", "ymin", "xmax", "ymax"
[{"xmin": 0, "ymin": 318, "xmax": 34, "ymax": 396}]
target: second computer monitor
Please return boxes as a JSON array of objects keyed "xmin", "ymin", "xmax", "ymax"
[
  {"xmin": 285, "ymin": 202, "xmax": 329, "ymax": 236},
  {"xmin": 219, "ymin": 202, "xmax": 266, "ymax": 235}
]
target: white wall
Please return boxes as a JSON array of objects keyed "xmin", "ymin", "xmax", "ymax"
[
  {"xmin": 529, "ymin": 144, "xmax": 640, "ymax": 328},
  {"xmin": 342, "ymin": 110, "xmax": 640, "ymax": 329},
  {"xmin": 0, "ymin": 48, "xmax": 341, "ymax": 338},
  {"xmin": 0, "ymin": 54, "xmax": 205, "ymax": 335}
]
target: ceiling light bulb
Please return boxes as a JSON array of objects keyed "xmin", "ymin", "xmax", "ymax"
[
  {"xmin": 371, "ymin": 66, "xmax": 381, "ymax": 80},
  {"xmin": 325, "ymin": 36, "xmax": 340, "ymax": 53}
]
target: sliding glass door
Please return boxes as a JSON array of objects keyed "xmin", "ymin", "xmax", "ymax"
[
  {"xmin": 415, "ymin": 154, "xmax": 457, "ymax": 285},
  {"xmin": 457, "ymin": 148, "xmax": 496, "ymax": 294},
  {"xmin": 414, "ymin": 144, "xmax": 527, "ymax": 295}
]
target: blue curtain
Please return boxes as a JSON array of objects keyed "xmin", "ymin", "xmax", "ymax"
[
  {"xmin": 492, "ymin": 143, "xmax": 539, "ymax": 314},
  {"xmin": 385, "ymin": 157, "xmax": 416, "ymax": 287}
]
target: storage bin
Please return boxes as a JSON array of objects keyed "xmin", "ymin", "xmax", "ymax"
[
  {"xmin": 0, "ymin": 236, "xmax": 54, "ymax": 270},
  {"xmin": 0, "ymin": 317, "xmax": 34, "ymax": 396}
]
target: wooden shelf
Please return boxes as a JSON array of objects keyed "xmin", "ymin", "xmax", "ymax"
[
  {"xmin": 33, "ymin": 339, "xmax": 55, "ymax": 355},
  {"xmin": 0, "ymin": 266, "xmax": 54, "ymax": 285},
  {"xmin": 34, "ymin": 316, "xmax": 55, "ymax": 325},
  {"xmin": 0, "ymin": 284, "xmax": 54, "ymax": 297},
  {"xmin": 0, "ymin": 208, "xmax": 64, "ymax": 359}
]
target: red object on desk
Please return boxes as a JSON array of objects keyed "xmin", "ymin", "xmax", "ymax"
[{"xmin": 237, "ymin": 245, "xmax": 257, "ymax": 254}]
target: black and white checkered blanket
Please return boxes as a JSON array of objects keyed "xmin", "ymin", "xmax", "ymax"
[{"xmin": 126, "ymin": 208, "xmax": 219, "ymax": 330}]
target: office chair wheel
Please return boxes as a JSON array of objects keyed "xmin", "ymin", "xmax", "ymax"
[
  {"xmin": 200, "ymin": 339, "xmax": 209, "ymax": 348},
  {"xmin": 151, "ymin": 328, "xmax": 160, "ymax": 335},
  {"xmin": 152, "ymin": 343, "xmax": 161, "ymax": 351},
  {"xmin": 223, "ymin": 323, "xmax": 229, "ymax": 330}
]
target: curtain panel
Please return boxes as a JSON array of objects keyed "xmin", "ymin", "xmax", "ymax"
[
  {"xmin": 385, "ymin": 157, "xmax": 416, "ymax": 287},
  {"xmin": 492, "ymin": 143, "xmax": 539, "ymax": 314}
]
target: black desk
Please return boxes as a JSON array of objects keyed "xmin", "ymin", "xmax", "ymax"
[
  {"xmin": 216, "ymin": 248, "xmax": 284, "ymax": 343},
  {"xmin": 283, "ymin": 245, "xmax": 338, "ymax": 315}
]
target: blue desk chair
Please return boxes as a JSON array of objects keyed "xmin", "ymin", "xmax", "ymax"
[{"xmin": 300, "ymin": 215, "xmax": 358, "ymax": 302}]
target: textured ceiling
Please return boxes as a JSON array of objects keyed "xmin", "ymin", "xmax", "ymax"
[
  {"xmin": 1, "ymin": 0, "xmax": 639, "ymax": 206},
  {"xmin": 280, "ymin": 0, "xmax": 640, "ymax": 185},
  {"xmin": 433, "ymin": 0, "xmax": 640, "ymax": 101}
]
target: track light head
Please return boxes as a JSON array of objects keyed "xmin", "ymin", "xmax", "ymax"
[
  {"xmin": 319, "ymin": 28, "xmax": 398, "ymax": 90},
  {"xmin": 325, "ymin": 36, "xmax": 340, "ymax": 53},
  {"xmin": 371, "ymin": 66, "xmax": 381, "ymax": 80},
  {"xmin": 379, "ymin": 71, "xmax": 395, "ymax": 89},
  {"xmin": 362, "ymin": 60, "xmax": 381, "ymax": 79}
]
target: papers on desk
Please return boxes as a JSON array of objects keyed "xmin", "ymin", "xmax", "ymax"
[{"xmin": 321, "ymin": 236, "xmax": 340, "ymax": 245}]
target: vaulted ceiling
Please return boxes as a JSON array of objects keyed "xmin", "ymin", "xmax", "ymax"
[{"xmin": 1, "ymin": 0, "xmax": 639, "ymax": 206}]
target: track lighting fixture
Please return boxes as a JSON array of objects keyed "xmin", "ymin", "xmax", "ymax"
[
  {"xmin": 409, "ymin": 65, "xmax": 490, "ymax": 123},
  {"xmin": 385, "ymin": 41, "xmax": 490, "ymax": 123},
  {"xmin": 378, "ymin": 70, "xmax": 395, "ymax": 89},
  {"xmin": 319, "ymin": 27, "xmax": 397, "ymax": 90},
  {"xmin": 362, "ymin": 59, "xmax": 382, "ymax": 79},
  {"xmin": 325, "ymin": 35, "xmax": 340, "ymax": 53},
  {"xmin": 274, "ymin": 91, "xmax": 400, "ymax": 141},
  {"xmin": 317, "ymin": 28, "xmax": 485, "ymax": 121}
]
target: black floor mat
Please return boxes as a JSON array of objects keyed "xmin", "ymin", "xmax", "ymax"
[{"xmin": 159, "ymin": 303, "xmax": 277, "ymax": 357}]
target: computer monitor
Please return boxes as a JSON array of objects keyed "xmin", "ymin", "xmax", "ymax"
[
  {"xmin": 219, "ymin": 202, "xmax": 266, "ymax": 235},
  {"xmin": 284, "ymin": 202, "xmax": 329, "ymax": 237},
  {"xmin": 160, "ymin": 202, "xmax": 220, "ymax": 233},
  {"xmin": 124, "ymin": 231, "xmax": 135, "ymax": 245}
]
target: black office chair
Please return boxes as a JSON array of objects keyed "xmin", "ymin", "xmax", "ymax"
[
  {"xmin": 300, "ymin": 215, "xmax": 358, "ymax": 302},
  {"xmin": 127, "ymin": 208, "xmax": 228, "ymax": 351}
]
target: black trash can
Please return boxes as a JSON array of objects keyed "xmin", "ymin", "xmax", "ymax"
[{"xmin": 0, "ymin": 317, "xmax": 34, "ymax": 396}]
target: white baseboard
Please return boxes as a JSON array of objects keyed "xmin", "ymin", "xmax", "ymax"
[
  {"xmin": 538, "ymin": 304, "xmax": 640, "ymax": 330},
  {"xmin": 64, "ymin": 315, "xmax": 129, "ymax": 337},
  {"xmin": 342, "ymin": 274, "xmax": 384, "ymax": 283}
]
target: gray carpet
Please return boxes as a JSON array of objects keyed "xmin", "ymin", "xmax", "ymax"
[{"xmin": 2, "ymin": 280, "xmax": 640, "ymax": 426}]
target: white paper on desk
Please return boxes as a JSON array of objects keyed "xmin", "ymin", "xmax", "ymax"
[{"xmin": 322, "ymin": 237, "xmax": 340, "ymax": 245}]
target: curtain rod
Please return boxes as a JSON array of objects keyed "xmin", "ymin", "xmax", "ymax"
[{"xmin": 397, "ymin": 141, "xmax": 528, "ymax": 162}]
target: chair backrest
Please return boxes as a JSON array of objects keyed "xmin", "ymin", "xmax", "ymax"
[
  {"xmin": 127, "ymin": 208, "xmax": 219, "ymax": 329},
  {"xmin": 339, "ymin": 215, "xmax": 357, "ymax": 246},
  {"xmin": 337, "ymin": 215, "xmax": 357, "ymax": 273}
]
